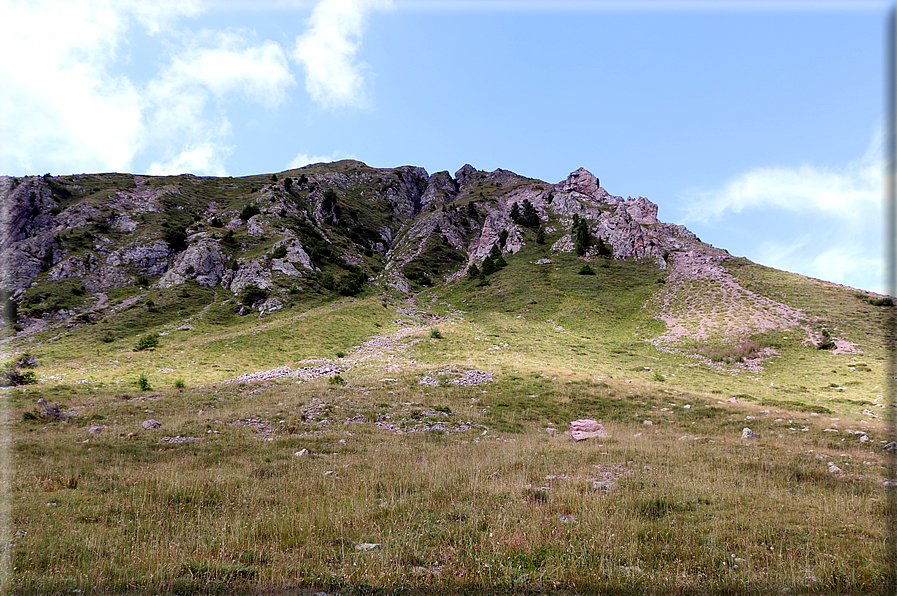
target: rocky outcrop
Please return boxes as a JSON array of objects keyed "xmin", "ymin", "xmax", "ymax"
[
  {"xmin": 420, "ymin": 171, "xmax": 457, "ymax": 211},
  {"xmin": 157, "ymin": 238, "xmax": 228, "ymax": 288},
  {"xmin": 107, "ymin": 239, "xmax": 171, "ymax": 277}
]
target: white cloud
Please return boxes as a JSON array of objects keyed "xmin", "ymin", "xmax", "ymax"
[
  {"xmin": 680, "ymin": 134, "xmax": 885, "ymax": 293},
  {"xmin": 0, "ymin": 0, "xmax": 147, "ymax": 173},
  {"xmin": 0, "ymin": 1, "xmax": 295, "ymax": 176},
  {"xmin": 293, "ymin": 0, "xmax": 394, "ymax": 109},
  {"xmin": 287, "ymin": 150, "xmax": 354, "ymax": 168},
  {"xmin": 149, "ymin": 142, "xmax": 233, "ymax": 176}
]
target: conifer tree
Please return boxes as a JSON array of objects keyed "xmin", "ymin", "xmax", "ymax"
[{"xmin": 481, "ymin": 255, "xmax": 497, "ymax": 276}]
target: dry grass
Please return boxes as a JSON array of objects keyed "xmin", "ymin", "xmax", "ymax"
[{"xmin": 6, "ymin": 371, "xmax": 885, "ymax": 594}]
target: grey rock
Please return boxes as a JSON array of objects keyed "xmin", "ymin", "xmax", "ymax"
[
  {"xmin": 142, "ymin": 419, "xmax": 161, "ymax": 430},
  {"xmin": 295, "ymin": 448, "xmax": 309, "ymax": 456},
  {"xmin": 535, "ymin": 258, "xmax": 551, "ymax": 265},
  {"xmin": 355, "ymin": 543, "xmax": 382, "ymax": 551},
  {"xmin": 257, "ymin": 298, "xmax": 283, "ymax": 317},
  {"xmin": 158, "ymin": 238, "xmax": 227, "ymax": 288},
  {"xmin": 884, "ymin": 441, "xmax": 897, "ymax": 452},
  {"xmin": 592, "ymin": 480, "xmax": 616, "ymax": 492},
  {"xmin": 107, "ymin": 239, "xmax": 171, "ymax": 277},
  {"xmin": 568, "ymin": 419, "xmax": 609, "ymax": 441},
  {"xmin": 741, "ymin": 427, "xmax": 758, "ymax": 440},
  {"xmin": 88, "ymin": 425, "xmax": 103, "ymax": 434}
]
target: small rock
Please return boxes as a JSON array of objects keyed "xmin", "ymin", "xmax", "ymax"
[
  {"xmin": 295, "ymin": 449, "xmax": 309, "ymax": 457},
  {"xmin": 727, "ymin": 396, "xmax": 739, "ymax": 403},
  {"xmin": 355, "ymin": 543, "xmax": 382, "ymax": 551},
  {"xmin": 860, "ymin": 435, "xmax": 872, "ymax": 443},
  {"xmin": 642, "ymin": 420, "xmax": 653, "ymax": 426},
  {"xmin": 827, "ymin": 462, "xmax": 844, "ymax": 475},
  {"xmin": 559, "ymin": 514, "xmax": 575, "ymax": 523},
  {"xmin": 535, "ymin": 258, "xmax": 552, "ymax": 265},
  {"xmin": 323, "ymin": 470, "xmax": 337, "ymax": 477},
  {"xmin": 592, "ymin": 480, "xmax": 615, "ymax": 492},
  {"xmin": 568, "ymin": 419, "xmax": 608, "ymax": 441},
  {"xmin": 142, "ymin": 419, "xmax": 161, "ymax": 430},
  {"xmin": 883, "ymin": 441, "xmax": 897, "ymax": 452},
  {"xmin": 741, "ymin": 427, "xmax": 758, "ymax": 440},
  {"xmin": 88, "ymin": 425, "xmax": 103, "ymax": 434},
  {"xmin": 823, "ymin": 428, "xmax": 839, "ymax": 433}
]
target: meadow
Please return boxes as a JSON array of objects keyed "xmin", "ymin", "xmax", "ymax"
[{"xmin": 2, "ymin": 248, "xmax": 892, "ymax": 594}]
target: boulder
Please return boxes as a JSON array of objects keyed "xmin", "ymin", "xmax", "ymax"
[
  {"xmin": 142, "ymin": 419, "xmax": 161, "ymax": 430},
  {"xmin": 741, "ymin": 427, "xmax": 758, "ymax": 440},
  {"xmin": 158, "ymin": 238, "xmax": 227, "ymax": 288},
  {"xmin": 568, "ymin": 419, "xmax": 609, "ymax": 441}
]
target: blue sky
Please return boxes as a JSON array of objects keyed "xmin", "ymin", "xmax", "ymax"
[{"xmin": 0, "ymin": 0, "xmax": 889, "ymax": 293}]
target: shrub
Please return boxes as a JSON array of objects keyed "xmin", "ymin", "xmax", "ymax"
[
  {"xmin": 136, "ymin": 275, "xmax": 150, "ymax": 288},
  {"xmin": 239, "ymin": 284, "xmax": 267, "ymax": 306},
  {"xmin": 652, "ymin": 371, "xmax": 665, "ymax": 382},
  {"xmin": 137, "ymin": 374, "xmax": 151, "ymax": 391},
  {"xmin": 578, "ymin": 264, "xmax": 595, "ymax": 275},
  {"xmin": 223, "ymin": 230, "xmax": 236, "ymax": 245},
  {"xmin": 498, "ymin": 229, "xmax": 509, "ymax": 249},
  {"xmin": 298, "ymin": 174, "xmax": 308, "ymax": 186},
  {"xmin": 134, "ymin": 334, "xmax": 159, "ymax": 351},
  {"xmin": 101, "ymin": 332, "xmax": 114, "ymax": 343},
  {"xmin": 174, "ymin": 379, "xmax": 186, "ymax": 389},
  {"xmin": 336, "ymin": 351, "xmax": 346, "ymax": 358},
  {"xmin": 480, "ymin": 256, "xmax": 497, "ymax": 276},
  {"xmin": 535, "ymin": 226, "xmax": 546, "ymax": 245},
  {"xmin": 210, "ymin": 217, "xmax": 223, "ymax": 228},
  {"xmin": 283, "ymin": 177, "xmax": 292, "ymax": 192},
  {"xmin": 494, "ymin": 255, "xmax": 507, "ymax": 269},
  {"xmin": 329, "ymin": 374, "xmax": 346, "ymax": 386},
  {"xmin": 429, "ymin": 327, "xmax": 443, "ymax": 339},
  {"xmin": 337, "ymin": 271, "xmax": 366, "ymax": 296},
  {"xmin": 817, "ymin": 340, "xmax": 836, "ymax": 350},
  {"xmin": 871, "ymin": 297, "xmax": 895, "ymax": 307},
  {"xmin": 163, "ymin": 226, "xmax": 188, "ymax": 252},
  {"xmin": 467, "ymin": 263, "xmax": 480, "ymax": 279},
  {"xmin": 270, "ymin": 246, "xmax": 287, "ymax": 259},
  {"xmin": 239, "ymin": 204, "xmax": 260, "ymax": 222},
  {"xmin": 595, "ymin": 237, "xmax": 613, "ymax": 258}
]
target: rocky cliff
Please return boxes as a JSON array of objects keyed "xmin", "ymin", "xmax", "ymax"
[{"xmin": 0, "ymin": 161, "xmax": 709, "ymax": 331}]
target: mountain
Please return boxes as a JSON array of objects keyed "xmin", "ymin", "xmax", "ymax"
[
  {"xmin": 4, "ymin": 160, "xmax": 894, "ymax": 594},
  {"xmin": 0, "ymin": 159, "xmax": 891, "ymax": 387}
]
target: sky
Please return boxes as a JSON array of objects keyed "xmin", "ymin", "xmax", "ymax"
[{"xmin": 0, "ymin": 0, "xmax": 890, "ymax": 294}]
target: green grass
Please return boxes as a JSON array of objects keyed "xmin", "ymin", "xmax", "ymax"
[{"xmin": 3, "ymin": 235, "xmax": 891, "ymax": 594}]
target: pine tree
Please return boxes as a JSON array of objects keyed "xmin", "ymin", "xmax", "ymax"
[
  {"xmin": 467, "ymin": 263, "xmax": 480, "ymax": 278},
  {"xmin": 489, "ymin": 244, "xmax": 501, "ymax": 259},
  {"xmin": 536, "ymin": 226, "xmax": 546, "ymax": 245},
  {"xmin": 510, "ymin": 202, "xmax": 520, "ymax": 222},
  {"xmin": 521, "ymin": 198, "xmax": 538, "ymax": 227},
  {"xmin": 495, "ymin": 255, "xmax": 507, "ymax": 268},
  {"xmin": 574, "ymin": 219, "xmax": 591, "ymax": 256},
  {"xmin": 481, "ymin": 255, "xmax": 497, "ymax": 276},
  {"xmin": 498, "ymin": 229, "xmax": 509, "ymax": 248}
]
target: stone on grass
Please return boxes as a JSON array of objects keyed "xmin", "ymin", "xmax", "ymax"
[
  {"xmin": 883, "ymin": 441, "xmax": 897, "ymax": 452},
  {"xmin": 295, "ymin": 449, "xmax": 309, "ymax": 457},
  {"xmin": 88, "ymin": 425, "xmax": 103, "ymax": 434},
  {"xmin": 355, "ymin": 543, "xmax": 382, "ymax": 551},
  {"xmin": 568, "ymin": 419, "xmax": 608, "ymax": 441},
  {"xmin": 741, "ymin": 427, "xmax": 758, "ymax": 440},
  {"xmin": 142, "ymin": 419, "xmax": 161, "ymax": 430}
]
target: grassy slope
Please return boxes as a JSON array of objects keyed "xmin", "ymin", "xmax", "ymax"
[{"xmin": 3, "ymin": 243, "xmax": 890, "ymax": 594}]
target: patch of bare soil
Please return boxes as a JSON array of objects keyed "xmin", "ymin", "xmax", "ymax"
[{"xmin": 645, "ymin": 251, "xmax": 859, "ymax": 371}]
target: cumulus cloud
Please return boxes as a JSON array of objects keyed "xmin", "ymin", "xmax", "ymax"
[
  {"xmin": 287, "ymin": 150, "xmax": 355, "ymax": 169},
  {"xmin": 0, "ymin": 0, "xmax": 149, "ymax": 173},
  {"xmin": 680, "ymin": 134, "xmax": 884, "ymax": 293},
  {"xmin": 0, "ymin": 0, "xmax": 295, "ymax": 176},
  {"xmin": 293, "ymin": 0, "xmax": 394, "ymax": 109}
]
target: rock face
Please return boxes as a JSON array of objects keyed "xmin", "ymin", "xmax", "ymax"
[
  {"xmin": 158, "ymin": 238, "xmax": 228, "ymax": 288},
  {"xmin": 1, "ymin": 160, "xmax": 717, "ymax": 332},
  {"xmin": 568, "ymin": 419, "xmax": 609, "ymax": 441}
]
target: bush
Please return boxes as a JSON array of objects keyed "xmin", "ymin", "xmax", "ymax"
[
  {"xmin": 163, "ymin": 226, "xmax": 188, "ymax": 252},
  {"xmin": 101, "ymin": 332, "xmax": 115, "ymax": 343},
  {"xmin": 578, "ymin": 264, "xmax": 595, "ymax": 275},
  {"xmin": 429, "ymin": 327, "xmax": 443, "ymax": 339},
  {"xmin": 336, "ymin": 351, "xmax": 346, "ymax": 358},
  {"xmin": 535, "ymin": 226, "xmax": 546, "ymax": 245},
  {"xmin": 239, "ymin": 204, "xmax": 260, "ymax": 222},
  {"xmin": 329, "ymin": 374, "xmax": 346, "ymax": 386},
  {"xmin": 210, "ymin": 217, "xmax": 223, "ymax": 228},
  {"xmin": 137, "ymin": 374, "xmax": 151, "ymax": 391},
  {"xmin": 574, "ymin": 219, "xmax": 591, "ymax": 256},
  {"xmin": 270, "ymin": 245, "xmax": 287, "ymax": 259},
  {"xmin": 481, "ymin": 256, "xmax": 497, "ymax": 276},
  {"xmin": 239, "ymin": 284, "xmax": 267, "ymax": 306},
  {"xmin": 467, "ymin": 263, "xmax": 480, "ymax": 279},
  {"xmin": 174, "ymin": 379, "xmax": 186, "ymax": 389},
  {"xmin": 871, "ymin": 297, "xmax": 895, "ymax": 307},
  {"xmin": 136, "ymin": 276, "xmax": 150, "ymax": 288},
  {"xmin": 337, "ymin": 271, "xmax": 366, "ymax": 296},
  {"xmin": 134, "ymin": 334, "xmax": 159, "ymax": 351}
]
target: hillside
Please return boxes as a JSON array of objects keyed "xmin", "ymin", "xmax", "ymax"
[{"xmin": 1, "ymin": 161, "xmax": 894, "ymax": 594}]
